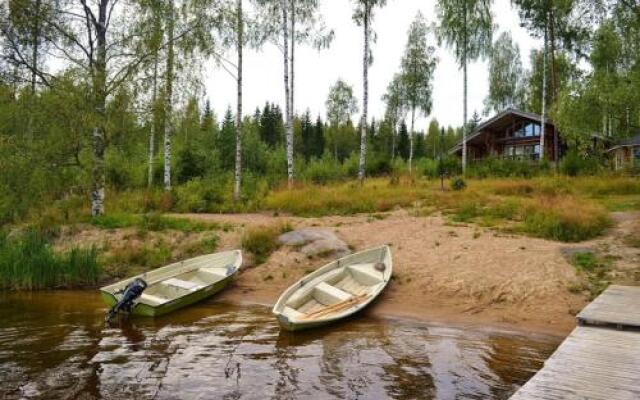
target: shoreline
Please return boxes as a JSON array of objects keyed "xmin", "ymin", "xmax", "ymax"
[{"xmin": 215, "ymin": 281, "xmax": 573, "ymax": 339}]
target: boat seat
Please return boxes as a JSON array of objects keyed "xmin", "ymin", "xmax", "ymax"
[
  {"xmin": 314, "ymin": 282, "xmax": 352, "ymax": 305},
  {"xmin": 140, "ymin": 293, "xmax": 168, "ymax": 305},
  {"xmin": 348, "ymin": 263, "xmax": 384, "ymax": 286},
  {"xmin": 198, "ymin": 268, "xmax": 227, "ymax": 280},
  {"xmin": 162, "ymin": 278, "xmax": 205, "ymax": 291},
  {"xmin": 283, "ymin": 306, "xmax": 304, "ymax": 320}
]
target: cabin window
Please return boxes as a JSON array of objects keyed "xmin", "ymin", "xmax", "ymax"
[
  {"xmin": 634, "ymin": 147, "xmax": 640, "ymax": 161},
  {"xmin": 508, "ymin": 122, "xmax": 541, "ymax": 138},
  {"xmin": 503, "ymin": 144, "xmax": 540, "ymax": 160}
]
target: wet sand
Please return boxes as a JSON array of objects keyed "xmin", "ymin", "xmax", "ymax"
[{"xmin": 184, "ymin": 210, "xmax": 595, "ymax": 337}]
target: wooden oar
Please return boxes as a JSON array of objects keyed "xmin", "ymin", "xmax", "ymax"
[{"xmin": 301, "ymin": 294, "xmax": 369, "ymax": 320}]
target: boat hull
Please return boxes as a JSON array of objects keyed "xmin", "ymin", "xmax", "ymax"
[
  {"xmin": 100, "ymin": 273, "xmax": 235, "ymax": 317},
  {"xmin": 272, "ymin": 245, "xmax": 392, "ymax": 331}
]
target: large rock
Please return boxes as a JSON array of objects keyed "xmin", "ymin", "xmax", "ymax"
[{"xmin": 278, "ymin": 228, "xmax": 351, "ymax": 258}]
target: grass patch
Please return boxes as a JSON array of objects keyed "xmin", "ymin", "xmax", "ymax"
[
  {"xmin": 264, "ymin": 177, "xmax": 427, "ymax": 216},
  {"xmin": 520, "ymin": 196, "xmax": 611, "ymax": 242},
  {"xmin": 570, "ymin": 251, "xmax": 612, "ymax": 298},
  {"xmin": 241, "ymin": 222, "xmax": 292, "ymax": 264},
  {"xmin": 0, "ymin": 229, "xmax": 99, "ymax": 290},
  {"xmin": 92, "ymin": 212, "xmax": 221, "ymax": 232}
]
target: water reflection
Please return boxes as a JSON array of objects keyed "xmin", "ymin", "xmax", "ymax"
[{"xmin": 0, "ymin": 291, "xmax": 557, "ymax": 399}]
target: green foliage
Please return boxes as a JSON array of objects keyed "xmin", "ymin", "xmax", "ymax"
[
  {"xmin": 92, "ymin": 212, "xmax": 220, "ymax": 232},
  {"xmin": 241, "ymin": 223, "xmax": 291, "ymax": 264},
  {"xmin": 485, "ymin": 32, "xmax": 526, "ymax": 113},
  {"xmin": 450, "ymin": 177, "xmax": 466, "ymax": 191},
  {"xmin": 559, "ymin": 150, "xmax": 602, "ymax": 177},
  {"xmin": 0, "ymin": 229, "xmax": 99, "ymax": 290},
  {"xmin": 570, "ymin": 251, "xmax": 612, "ymax": 298},
  {"xmin": 468, "ymin": 157, "xmax": 550, "ymax": 178}
]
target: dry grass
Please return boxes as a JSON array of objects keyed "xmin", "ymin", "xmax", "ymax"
[{"xmin": 264, "ymin": 177, "xmax": 429, "ymax": 216}]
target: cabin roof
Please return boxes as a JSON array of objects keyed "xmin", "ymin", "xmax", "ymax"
[
  {"xmin": 449, "ymin": 108, "xmax": 551, "ymax": 154},
  {"xmin": 606, "ymin": 133, "xmax": 640, "ymax": 152}
]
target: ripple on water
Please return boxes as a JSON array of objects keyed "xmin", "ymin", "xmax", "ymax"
[{"xmin": 0, "ymin": 291, "xmax": 558, "ymax": 399}]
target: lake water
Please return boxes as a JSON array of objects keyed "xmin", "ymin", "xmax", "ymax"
[{"xmin": 0, "ymin": 291, "xmax": 558, "ymax": 399}]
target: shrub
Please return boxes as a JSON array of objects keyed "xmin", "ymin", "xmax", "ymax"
[
  {"xmin": 172, "ymin": 177, "xmax": 226, "ymax": 213},
  {"xmin": 0, "ymin": 229, "xmax": 99, "ymax": 290},
  {"xmin": 301, "ymin": 156, "xmax": 344, "ymax": 184},
  {"xmin": 560, "ymin": 150, "xmax": 602, "ymax": 176},
  {"xmin": 241, "ymin": 223, "xmax": 291, "ymax": 264},
  {"xmin": 450, "ymin": 177, "xmax": 466, "ymax": 191}
]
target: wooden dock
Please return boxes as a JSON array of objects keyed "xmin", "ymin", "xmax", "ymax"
[
  {"xmin": 577, "ymin": 285, "xmax": 640, "ymax": 328},
  {"xmin": 510, "ymin": 285, "xmax": 640, "ymax": 400}
]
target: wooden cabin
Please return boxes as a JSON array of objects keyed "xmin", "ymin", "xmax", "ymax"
[
  {"xmin": 450, "ymin": 109, "xmax": 562, "ymax": 162},
  {"xmin": 608, "ymin": 133, "xmax": 640, "ymax": 170}
]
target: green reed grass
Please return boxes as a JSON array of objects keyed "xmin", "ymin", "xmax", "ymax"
[{"xmin": 0, "ymin": 229, "xmax": 99, "ymax": 290}]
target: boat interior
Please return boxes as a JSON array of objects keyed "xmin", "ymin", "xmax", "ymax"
[
  {"xmin": 281, "ymin": 263, "xmax": 386, "ymax": 320},
  {"xmin": 102, "ymin": 251, "xmax": 241, "ymax": 307},
  {"xmin": 139, "ymin": 266, "xmax": 232, "ymax": 306}
]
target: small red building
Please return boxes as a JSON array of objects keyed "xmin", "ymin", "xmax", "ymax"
[{"xmin": 450, "ymin": 108, "xmax": 562, "ymax": 162}]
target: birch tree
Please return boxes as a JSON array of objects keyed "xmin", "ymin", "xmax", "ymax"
[
  {"xmin": 163, "ymin": 0, "xmax": 176, "ymax": 191},
  {"xmin": 382, "ymin": 74, "xmax": 406, "ymax": 160},
  {"xmin": 436, "ymin": 0, "xmax": 493, "ymax": 173},
  {"xmin": 484, "ymin": 32, "xmax": 525, "ymax": 114},
  {"xmin": 352, "ymin": 0, "xmax": 387, "ymax": 183},
  {"xmin": 325, "ymin": 79, "xmax": 358, "ymax": 159},
  {"xmin": 212, "ymin": 0, "xmax": 264, "ymax": 200},
  {"xmin": 253, "ymin": 0, "xmax": 333, "ymax": 188},
  {"xmin": 400, "ymin": 12, "xmax": 437, "ymax": 173}
]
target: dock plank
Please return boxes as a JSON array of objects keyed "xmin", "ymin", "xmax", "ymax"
[
  {"xmin": 510, "ymin": 326, "xmax": 640, "ymax": 400},
  {"xmin": 577, "ymin": 285, "xmax": 640, "ymax": 328}
]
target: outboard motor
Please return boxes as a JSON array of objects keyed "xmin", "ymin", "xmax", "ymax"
[{"xmin": 105, "ymin": 278, "xmax": 148, "ymax": 322}]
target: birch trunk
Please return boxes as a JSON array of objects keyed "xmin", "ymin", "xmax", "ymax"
[
  {"xmin": 27, "ymin": 0, "xmax": 41, "ymax": 141},
  {"xmin": 540, "ymin": 22, "xmax": 547, "ymax": 160},
  {"xmin": 462, "ymin": 54, "xmax": 467, "ymax": 173},
  {"xmin": 358, "ymin": 3, "xmax": 369, "ymax": 183},
  {"xmin": 461, "ymin": 3, "xmax": 468, "ymax": 174},
  {"xmin": 409, "ymin": 108, "xmax": 415, "ymax": 173},
  {"xmin": 163, "ymin": 0, "xmax": 175, "ymax": 191},
  {"xmin": 290, "ymin": 0, "xmax": 295, "ymax": 122},
  {"xmin": 282, "ymin": 0, "xmax": 294, "ymax": 188},
  {"xmin": 91, "ymin": 0, "xmax": 108, "ymax": 216},
  {"xmin": 148, "ymin": 50, "xmax": 159, "ymax": 187},
  {"xmin": 234, "ymin": 0, "xmax": 243, "ymax": 201}
]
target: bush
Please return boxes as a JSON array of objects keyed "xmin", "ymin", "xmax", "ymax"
[
  {"xmin": 450, "ymin": 177, "xmax": 466, "ymax": 191},
  {"xmin": 560, "ymin": 150, "xmax": 602, "ymax": 176},
  {"xmin": 0, "ymin": 229, "xmax": 99, "ymax": 290},
  {"xmin": 241, "ymin": 223, "xmax": 292, "ymax": 264},
  {"xmin": 172, "ymin": 177, "xmax": 226, "ymax": 213},
  {"xmin": 301, "ymin": 156, "xmax": 344, "ymax": 184}
]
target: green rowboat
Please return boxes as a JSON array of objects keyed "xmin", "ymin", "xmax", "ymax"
[{"xmin": 100, "ymin": 250, "xmax": 242, "ymax": 317}]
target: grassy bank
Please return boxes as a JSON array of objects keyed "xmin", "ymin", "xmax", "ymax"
[
  {"xmin": 0, "ymin": 230, "xmax": 99, "ymax": 290},
  {"xmin": 264, "ymin": 176, "xmax": 629, "ymax": 242}
]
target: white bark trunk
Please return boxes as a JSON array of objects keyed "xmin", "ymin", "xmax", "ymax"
[
  {"xmin": 90, "ymin": 0, "xmax": 108, "ymax": 216},
  {"xmin": 540, "ymin": 21, "xmax": 547, "ymax": 161},
  {"xmin": 358, "ymin": 3, "xmax": 369, "ymax": 183},
  {"xmin": 148, "ymin": 50, "xmax": 158, "ymax": 188},
  {"xmin": 163, "ymin": 0, "xmax": 175, "ymax": 191},
  {"xmin": 282, "ymin": 0, "xmax": 294, "ymax": 187},
  {"xmin": 462, "ymin": 56, "xmax": 467, "ymax": 173},
  {"xmin": 234, "ymin": 0, "xmax": 243, "ymax": 201},
  {"xmin": 409, "ymin": 108, "xmax": 415, "ymax": 173},
  {"xmin": 461, "ymin": 4, "xmax": 468, "ymax": 175}
]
